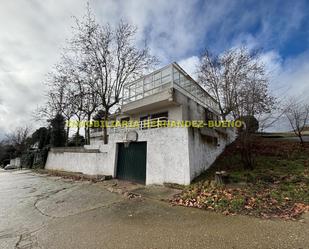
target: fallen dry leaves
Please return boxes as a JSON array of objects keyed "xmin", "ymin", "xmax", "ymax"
[{"xmin": 171, "ymin": 184, "xmax": 309, "ymax": 220}]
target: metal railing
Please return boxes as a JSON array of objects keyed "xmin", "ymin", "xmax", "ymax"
[
  {"xmin": 90, "ymin": 117, "xmax": 171, "ymax": 136},
  {"xmin": 121, "ymin": 63, "xmax": 220, "ymax": 114},
  {"xmin": 122, "ymin": 64, "xmax": 173, "ymax": 105}
]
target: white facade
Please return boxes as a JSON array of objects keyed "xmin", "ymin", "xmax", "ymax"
[{"xmin": 45, "ymin": 63, "xmax": 236, "ymax": 185}]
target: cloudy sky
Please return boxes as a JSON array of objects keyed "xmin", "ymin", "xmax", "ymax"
[{"xmin": 0, "ymin": 0, "xmax": 309, "ymax": 137}]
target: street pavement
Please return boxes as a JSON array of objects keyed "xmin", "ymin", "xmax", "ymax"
[{"xmin": 0, "ymin": 170, "xmax": 308, "ymax": 249}]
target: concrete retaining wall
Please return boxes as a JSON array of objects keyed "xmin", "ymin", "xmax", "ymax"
[
  {"xmin": 45, "ymin": 126, "xmax": 235, "ymax": 185},
  {"xmin": 45, "ymin": 148, "xmax": 114, "ymax": 176},
  {"xmin": 104, "ymin": 128, "xmax": 190, "ymax": 185},
  {"xmin": 188, "ymin": 127, "xmax": 236, "ymax": 181},
  {"xmin": 130, "ymin": 128, "xmax": 190, "ymax": 185},
  {"xmin": 182, "ymin": 97, "xmax": 237, "ymax": 181},
  {"xmin": 46, "ymin": 127, "xmax": 191, "ymax": 185},
  {"xmin": 45, "ymin": 88, "xmax": 236, "ymax": 185}
]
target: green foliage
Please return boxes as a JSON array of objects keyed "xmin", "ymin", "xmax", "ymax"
[
  {"xmin": 20, "ymin": 147, "xmax": 50, "ymax": 169},
  {"xmin": 239, "ymin": 115, "xmax": 259, "ymax": 133},
  {"xmin": 49, "ymin": 114, "xmax": 66, "ymax": 147},
  {"xmin": 0, "ymin": 144, "xmax": 16, "ymax": 166},
  {"xmin": 31, "ymin": 127, "xmax": 50, "ymax": 149},
  {"xmin": 20, "ymin": 152, "xmax": 34, "ymax": 168},
  {"xmin": 68, "ymin": 133, "xmax": 85, "ymax": 147},
  {"xmin": 230, "ymin": 197, "xmax": 245, "ymax": 212},
  {"xmin": 172, "ymin": 137, "xmax": 309, "ymax": 219},
  {"xmin": 32, "ymin": 147, "xmax": 49, "ymax": 169}
]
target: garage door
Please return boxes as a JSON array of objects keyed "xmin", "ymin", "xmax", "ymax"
[{"xmin": 116, "ymin": 142, "xmax": 147, "ymax": 184}]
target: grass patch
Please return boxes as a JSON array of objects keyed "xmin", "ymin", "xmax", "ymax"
[{"xmin": 172, "ymin": 137, "xmax": 309, "ymax": 219}]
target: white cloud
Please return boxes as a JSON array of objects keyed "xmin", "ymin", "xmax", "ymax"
[
  {"xmin": 249, "ymin": 50, "xmax": 309, "ymax": 131},
  {"xmin": 0, "ymin": 0, "xmax": 236, "ymax": 135},
  {"xmin": 276, "ymin": 52, "xmax": 309, "ymax": 98},
  {"xmin": 0, "ymin": 0, "xmax": 308, "ymax": 136},
  {"xmin": 176, "ymin": 49, "xmax": 309, "ymax": 132},
  {"xmin": 0, "ymin": 1, "xmax": 87, "ymax": 134},
  {"xmin": 178, "ymin": 56, "xmax": 200, "ymax": 79}
]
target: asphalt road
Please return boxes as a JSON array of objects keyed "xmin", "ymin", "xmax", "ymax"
[{"xmin": 0, "ymin": 170, "xmax": 308, "ymax": 249}]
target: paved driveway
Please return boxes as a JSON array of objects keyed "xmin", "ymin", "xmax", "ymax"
[{"xmin": 0, "ymin": 170, "xmax": 308, "ymax": 249}]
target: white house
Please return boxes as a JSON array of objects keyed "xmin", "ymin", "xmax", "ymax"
[{"xmin": 45, "ymin": 63, "xmax": 236, "ymax": 185}]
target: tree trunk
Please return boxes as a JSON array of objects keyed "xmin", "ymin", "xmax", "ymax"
[
  {"xmin": 84, "ymin": 127, "xmax": 87, "ymax": 145},
  {"xmin": 215, "ymin": 171, "xmax": 229, "ymax": 185},
  {"xmin": 103, "ymin": 111, "xmax": 108, "ymax": 144},
  {"xmin": 86, "ymin": 114, "xmax": 91, "ymax": 145},
  {"xmin": 298, "ymin": 132, "xmax": 304, "ymax": 147},
  {"xmin": 65, "ymin": 119, "xmax": 70, "ymax": 147},
  {"xmin": 76, "ymin": 125, "xmax": 80, "ymax": 136},
  {"xmin": 240, "ymin": 131, "xmax": 255, "ymax": 170},
  {"xmin": 75, "ymin": 116, "xmax": 81, "ymax": 147},
  {"xmin": 87, "ymin": 127, "xmax": 90, "ymax": 145}
]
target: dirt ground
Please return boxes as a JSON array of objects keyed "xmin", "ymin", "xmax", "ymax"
[{"xmin": 0, "ymin": 169, "xmax": 308, "ymax": 249}]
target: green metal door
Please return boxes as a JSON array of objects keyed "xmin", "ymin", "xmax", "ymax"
[{"xmin": 116, "ymin": 142, "xmax": 147, "ymax": 184}]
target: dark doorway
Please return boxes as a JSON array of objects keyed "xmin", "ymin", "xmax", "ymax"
[{"xmin": 116, "ymin": 142, "xmax": 147, "ymax": 184}]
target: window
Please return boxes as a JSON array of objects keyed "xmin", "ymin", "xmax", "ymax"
[
  {"xmin": 120, "ymin": 117, "xmax": 130, "ymax": 128},
  {"xmin": 139, "ymin": 112, "xmax": 168, "ymax": 129},
  {"xmin": 150, "ymin": 112, "xmax": 168, "ymax": 129},
  {"xmin": 120, "ymin": 117, "xmax": 130, "ymax": 123},
  {"xmin": 140, "ymin": 115, "xmax": 149, "ymax": 129},
  {"xmin": 150, "ymin": 111, "xmax": 168, "ymax": 120}
]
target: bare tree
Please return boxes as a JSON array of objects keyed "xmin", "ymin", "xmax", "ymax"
[
  {"xmin": 198, "ymin": 47, "xmax": 275, "ymax": 170},
  {"xmin": 37, "ymin": 47, "xmax": 97, "ymax": 147},
  {"xmin": 6, "ymin": 126, "xmax": 31, "ymax": 156},
  {"xmin": 198, "ymin": 47, "xmax": 274, "ymax": 119},
  {"xmin": 70, "ymin": 7, "xmax": 157, "ymax": 144},
  {"xmin": 48, "ymin": 67, "xmax": 77, "ymax": 146},
  {"xmin": 65, "ymin": 54, "xmax": 100, "ymax": 145},
  {"xmin": 257, "ymin": 95, "xmax": 287, "ymax": 132},
  {"xmin": 80, "ymin": 87, "xmax": 99, "ymax": 145},
  {"xmin": 61, "ymin": 55, "xmax": 87, "ymax": 144},
  {"xmin": 284, "ymin": 97, "xmax": 309, "ymax": 146},
  {"xmin": 69, "ymin": 72, "xmax": 99, "ymax": 145},
  {"xmin": 39, "ymin": 55, "xmax": 81, "ymax": 146},
  {"xmin": 38, "ymin": 5, "xmax": 156, "ymax": 145}
]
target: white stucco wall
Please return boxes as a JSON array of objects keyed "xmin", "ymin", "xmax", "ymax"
[
  {"xmin": 46, "ymin": 88, "xmax": 236, "ymax": 185},
  {"xmin": 187, "ymin": 128, "xmax": 229, "ymax": 180},
  {"xmin": 182, "ymin": 96, "xmax": 236, "ymax": 180},
  {"xmin": 45, "ymin": 149, "xmax": 114, "ymax": 176},
  {"xmin": 106, "ymin": 127, "xmax": 191, "ymax": 185},
  {"xmin": 46, "ymin": 127, "xmax": 191, "ymax": 185},
  {"xmin": 121, "ymin": 103, "xmax": 183, "ymax": 122},
  {"xmin": 136, "ymin": 128, "xmax": 190, "ymax": 185}
]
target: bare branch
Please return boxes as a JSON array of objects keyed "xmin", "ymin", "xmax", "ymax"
[
  {"xmin": 198, "ymin": 47, "xmax": 275, "ymax": 120},
  {"xmin": 283, "ymin": 97, "xmax": 309, "ymax": 145}
]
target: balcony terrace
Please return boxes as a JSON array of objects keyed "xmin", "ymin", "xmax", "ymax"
[{"xmin": 121, "ymin": 62, "xmax": 220, "ymax": 114}]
